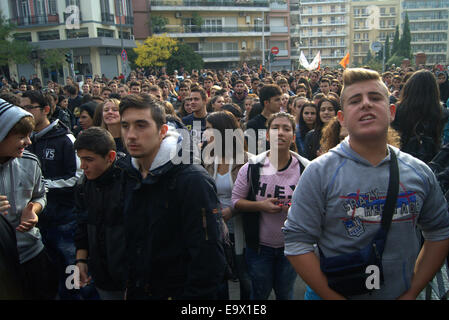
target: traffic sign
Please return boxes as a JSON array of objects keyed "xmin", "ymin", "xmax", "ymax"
[
  {"xmin": 121, "ymin": 49, "xmax": 128, "ymax": 61},
  {"xmin": 271, "ymin": 46, "xmax": 279, "ymax": 55},
  {"xmin": 371, "ymin": 42, "xmax": 382, "ymax": 53}
]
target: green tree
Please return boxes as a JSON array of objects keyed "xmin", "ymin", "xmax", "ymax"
[
  {"xmin": 384, "ymin": 34, "xmax": 391, "ymax": 63},
  {"xmin": 134, "ymin": 35, "xmax": 178, "ymax": 68},
  {"xmin": 40, "ymin": 48, "xmax": 68, "ymax": 70},
  {"xmin": 391, "ymin": 25, "xmax": 400, "ymax": 57},
  {"xmin": 166, "ymin": 43, "xmax": 203, "ymax": 74},
  {"xmin": 363, "ymin": 50, "xmax": 373, "ymax": 64},
  {"xmin": 191, "ymin": 12, "xmax": 203, "ymax": 32},
  {"xmin": 0, "ymin": 11, "xmax": 33, "ymax": 68},
  {"xmin": 150, "ymin": 15, "xmax": 169, "ymax": 34},
  {"xmin": 398, "ymin": 13, "xmax": 412, "ymax": 59}
]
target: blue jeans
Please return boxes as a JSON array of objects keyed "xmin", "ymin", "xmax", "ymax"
[
  {"xmin": 245, "ymin": 245, "xmax": 297, "ymax": 300},
  {"xmin": 40, "ymin": 220, "xmax": 99, "ymax": 300},
  {"xmin": 304, "ymin": 285, "xmax": 322, "ymax": 300}
]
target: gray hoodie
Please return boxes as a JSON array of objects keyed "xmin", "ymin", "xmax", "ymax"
[
  {"xmin": 0, "ymin": 151, "xmax": 46, "ymax": 263},
  {"xmin": 283, "ymin": 138, "xmax": 449, "ymax": 299}
]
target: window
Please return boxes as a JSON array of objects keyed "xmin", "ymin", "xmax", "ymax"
[
  {"xmin": 66, "ymin": 28, "xmax": 89, "ymax": 38},
  {"xmin": 38, "ymin": 30, "xmax": 60, "ymax": 40},
  {"xmin": 97, "ymin": 28, "xmax": 114, "ymax": 37},
  {"xmin": 48, "ymin": 0, "xmax": 57, "ymax": 14},
  {"xmin": 14, "ymin": 32, "xmax": 32, "ymax": 41},
  {"xmin": 203, "ymin": 18, "xmax": 223, "ymax": 32}
]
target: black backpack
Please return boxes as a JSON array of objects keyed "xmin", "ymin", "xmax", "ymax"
[
  {"xmin": 402, "ymin": 133, "xmax": 438, "ymax": 164},
  {"xmin": 429, "ymin": 143, "xmax": 449, "ymax": 201}
]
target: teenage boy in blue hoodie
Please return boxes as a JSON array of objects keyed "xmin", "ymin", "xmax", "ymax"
[{"xmin": 283, "ymin": 68, "xmax": 449, "ymax": 300}]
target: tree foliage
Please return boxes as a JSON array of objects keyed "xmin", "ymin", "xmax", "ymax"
[
  {"xmin": 384, "ymin": 34, "xmax": 391, "ymax": 63},
  {"xmin": 391, "ymin": 25, "xmax": 400, "ymax": 57},
  {"xmin": 40, "ymin": 48, "xmax": 68, "ymax": 69},
  {"xmin": 166, "ymin": 42, "xmax": 203, "ymax": 74},
  {"xmin": 133, "ymin": 35, "xmax": 178, "ymax": 68},
  {"xmin": 0, "ymin": 11, "xmax": 33, "ymax": 66},
  {"xmin": 398, "ymin": 13, "xmax": 412, "ymax": 59}
]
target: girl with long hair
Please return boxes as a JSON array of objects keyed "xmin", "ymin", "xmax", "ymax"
[
  {"xmin": 203, "ymin": 111, "xmax": 250, "ymax": 300},
  {"xmin": 296, "ymin": 102, "xmax": 317, "ymax": 157},
  {"xmin": 391, "ymin": 69, "xmax": 444, "ymax": 163},
  {"xmin": 304, "ymin": 96, "xmax": 340, "ymax": 160}
]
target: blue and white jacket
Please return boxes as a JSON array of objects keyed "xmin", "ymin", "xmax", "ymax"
[{"xmin": 27, "ymin": 120, "xmax": 82, "ymax": 226}]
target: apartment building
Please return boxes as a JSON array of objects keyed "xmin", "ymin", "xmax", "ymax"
[
  {"xmin": 149, "ymin": 0, "xmax": 291, "ymax": 71},
  {"xmin": 294, "ymin": 0, "xmax": 349, "ymax": 68},
  {"xmin": 2, "ymin": 0, "xmax": 136, "ymax": 84},
  {"xmin": 401, "ymin": 0, "xmax": 449, "ymax": 65},
  {"xmin": 349, "ymin": 0, "xmax": 400, "ymax": 66}
]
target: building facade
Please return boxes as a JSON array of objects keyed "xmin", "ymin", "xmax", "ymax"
[
  {"xmin": 294, "ymin": 0, "xmax": 349, "ymax": 68},
  {"xmin": 349, "ymin": 0, "xmax": 400, "ymax": 66},
  {"xmin": 149, "ymin": 0, "xmax": 292, "ymax": 71},
  {"xmin": 2, "ymin": 0, "xmax": 136, "ymax": 84},
  {"xmin": 401, "ymin": 0, "xmax": 449, "ymax": 65}
]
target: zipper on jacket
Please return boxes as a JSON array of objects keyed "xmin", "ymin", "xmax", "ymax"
[
  {"xmin": 372, "ymin": 243, "xmax": 381, "ymax": 260},
  {"xmin": 201, "ymin": 208, "xmax": 209, "ymax": 240}
]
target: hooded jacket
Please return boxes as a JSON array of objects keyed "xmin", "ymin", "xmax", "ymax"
[
  {"xmin": 283, "ymin": 138, "xmax": 449, "ymax": 299},
  {"xmin": 118, "ymin": 127, "xmax": 226, "ymax": 300},
  {"xmin": 0, "ymin": 151, "xmax": 46, "ymax": 263},
  {"xmin": 74, "ymin": 160, "xmax": 127, "ymax": 291},
  {"xmin": 27, "ymin": 120, "xmax": 82, "ymax": 226}
]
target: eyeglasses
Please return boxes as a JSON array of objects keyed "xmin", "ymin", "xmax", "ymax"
[{"xmin": 22, "ymin": 105, "xmax": 42, "ymax": 110}]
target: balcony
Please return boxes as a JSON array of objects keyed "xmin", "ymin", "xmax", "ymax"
[
  {"xmin": 101, "ymin": 12, "xmax": 115, "ymax": 24},
  {"xmin": 297, "ymin": 32, "xmax": 347, "ymax": 38},
  {"xmin": 270, "ymin": 26, "xmax": 288, "ymax": 33},
  {"xmin": 270, "ymin": 0, "xmax": 287, "ymax": 10},
  {"xmin": 300, "ymin": 11, "xmax": 347, "ymax": 16},
  {"xmin": 10, "ymin": 14, "xmax": 59, "ymax": 27},
  {"xmin": 300, "ymin": 0, "xmax": 345, "ymax": 4},
  {"xmin": 124, "ymin": 16, "xmax": 134, "ymax": 25},
  {"xmin": 154, "ymin": 24, "xmax": 270, "ymax": 37},
  {"xmin": 150, "ymin": 0, "xmax": 269, "ymax": 9}
]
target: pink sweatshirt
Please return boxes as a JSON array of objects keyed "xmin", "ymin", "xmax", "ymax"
[{"xmin": 232, "ymin": 155, "xmax": 302, "ymax": 248}]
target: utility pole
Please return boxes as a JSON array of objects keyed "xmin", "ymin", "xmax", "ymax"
[{"xmin": 119, "ymin": 0, "xmax": 126, "ymax": 77}]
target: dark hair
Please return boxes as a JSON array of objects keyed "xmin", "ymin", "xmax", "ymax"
[
  {"xmin": 190, "ymin": 86, "xmax": 207, "ymax": 101},
  {"xmin": 74, "ymin": 126, "xmax": 116, "ymax": 156},
  {"xmin": 394, "ymin": 69, "xmax": 443, "ymax": 149},
  {"xmin": 316, "ymin": 96, "xmax": 339, "ymax": 129},
  {"xmin": 259, "ymin": 84, "xmax": 282, "ymax": 109},
  {"xmin": 22, "ymin": 90, "xmax": 48, "ymax": 108},
  {"xmin": 63, "ymin": 84, "xmax": 77, "ymax": 96},
  {"xmin": 247, "ymin": 102, "xmax": 263, "ymax": 121},
  {"xmin": 79, "ymin": 101, "xmax": 98, "ymax": 119},
  {"xmin": 0, "ymin": 92, "xmax": 21, "ymax": 106},
  {"xmin": 119, "ymin": 93, "xmax": 166, "ymax": 129},
  {"xmin": 266, "ymin": 112, "xmax": 298, "ymax": 152},
  {"xmin": 206, "ymin": 111, "xmax": 245, "ymax": 159},
  {"xmin": 298, "ymin": 102, "xmax": 317, "ymax": 139},
  {"xmin": 221, "ymin": 103, "xmax": 243, "ymax": 120}
]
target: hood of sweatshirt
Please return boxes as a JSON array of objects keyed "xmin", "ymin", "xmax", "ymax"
[
  {"xmin": 130, "ymin": 123, "xmax": 200, "ymax": 179},
  {"xmin": 329, "ymin": 137, "xmax": 394, "ymax": 168},
  {"xmin": 31, "ymin": 119, "xmax": 71, "ymax": 141}
]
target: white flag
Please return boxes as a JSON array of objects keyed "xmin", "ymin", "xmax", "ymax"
[
  {"xmin": 309, "ymin": 51, "xmax": 321, "ymax": 70},
  {"xmin": 299, "ymin": 51, "xmax": 310, "ymax": 69}
]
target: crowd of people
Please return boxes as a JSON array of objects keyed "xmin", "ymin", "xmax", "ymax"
[{"xmin": 1, "ymin": 61, "xmax": 449, "ymax": 300}]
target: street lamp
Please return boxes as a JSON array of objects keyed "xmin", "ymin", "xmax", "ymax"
[{"xmin": 255, "ymin": 14, "xmax": 265, "ymax": 68}]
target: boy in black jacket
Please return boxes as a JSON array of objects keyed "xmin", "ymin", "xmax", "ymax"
[
  {"xmin": 119, "ymin": 93, "xmax": 226, "ymax": 299},
  {"xmin": 74, "ymin": 127, "xmax": 127, "ymax": 300}
]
